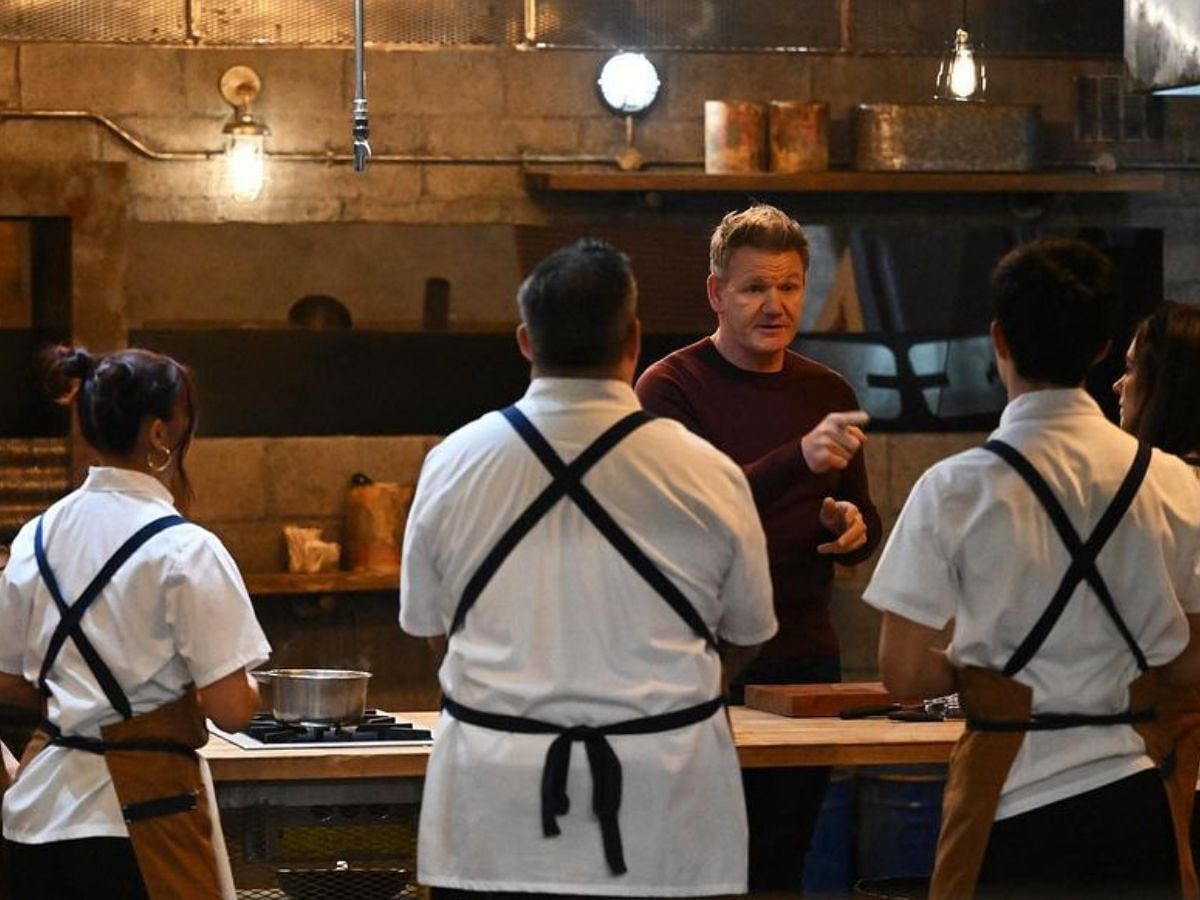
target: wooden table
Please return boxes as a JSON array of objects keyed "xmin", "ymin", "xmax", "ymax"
[{"xmin": 201, "ymin": 708, "xmax": 963, "ymax": 784}]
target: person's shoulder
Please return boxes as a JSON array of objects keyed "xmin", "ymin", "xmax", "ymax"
[
  {"xmin": 784, "ymin": 349, "xmax": 853, "ymax": 385},
  {"xmin": 1146, "ymin": 444, "xmax": 1200, "ymax": 502},
  {"xmin": 908, "ymin": 443, "xmax": 997, "ymax": 498},
  {"xmin": 637, "ymin": 338, "xmax": 713, "ymax": 383},
  {"xmin": 638, "ymin": 415, "xmax": 745, "ymax": 479},
  {"xmin": 421, "ymin": 409, "xmax": 509, "ymax": 464}
]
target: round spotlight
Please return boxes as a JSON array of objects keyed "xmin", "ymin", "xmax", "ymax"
[{"xmin": 596, "ymin": 52, "xmax": 661, "ymax": 116}]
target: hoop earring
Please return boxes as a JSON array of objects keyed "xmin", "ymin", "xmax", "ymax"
[{"xmin": 146, "ymin": 445, "xmax": 172, "ymax": 473}]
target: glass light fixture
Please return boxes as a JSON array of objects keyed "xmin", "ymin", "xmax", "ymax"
[
  {"xmin": 596, "ymin": 52, "xmax": 662, "ymax": 171},
  {"xmin": 934, "ymin": 2, "xmax": 986, "ymax": 102},
  {"xmin": 219, "ymin": 66, "xmax": 270, "ymax": 202}
]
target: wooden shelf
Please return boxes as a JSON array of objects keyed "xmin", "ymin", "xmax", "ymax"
[
  {"xmin": 243, "ymin": 570, "xmax": 398, "ymax": 597},
  {"xmin": 524, "ymin": 167, "xmax": 1167, "ymax": 194}
]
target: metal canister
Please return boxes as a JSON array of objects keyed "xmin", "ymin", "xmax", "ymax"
[
  {"xmin": 769, "ymin": 101, "xmax": 830, "ymax": 173},
  {"xmin": 704, "ymin": 100, "xmax": 767, "ymax": 173}
]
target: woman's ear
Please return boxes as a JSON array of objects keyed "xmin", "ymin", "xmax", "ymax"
[{"xmin": 147, "ymin": 416, "xmax": 171, "ymax": 453}]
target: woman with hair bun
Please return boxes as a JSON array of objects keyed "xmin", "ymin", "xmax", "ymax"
[
  {"xmin": 0, "ymin": 346, "xmax": 271, "ymax": 900},
  {"xmin": 1114, "ymin": 300, "xmax": 1200, "ymax": 469}
]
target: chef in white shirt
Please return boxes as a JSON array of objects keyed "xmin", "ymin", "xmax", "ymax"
[
  {"xmin": 863, "ymin": 237, "xmax": 1200, "ymax": 900},
  {"xmin": 0, "ymin": 346, "xmax": 271, "ymax": 900},
  {"xmin": 401, "ymin": 238, "xmax": 777, "ymax": 898}
]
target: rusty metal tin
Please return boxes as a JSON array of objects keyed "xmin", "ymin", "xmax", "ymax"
[
  {"xmin": 853, "ymin": 102, "xmax": 1040, "ymax": 172},
  {"xmin": 704, "ymin": 100, "xmax": 767, "ymax": 173},
  {"xmin": 769, "ymin": 101, "xmax": 829, "ymax": 173}
]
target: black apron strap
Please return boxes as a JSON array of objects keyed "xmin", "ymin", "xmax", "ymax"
[
  {"xmin": 968, "ymin": 707, "xmax": 1156, "ymax": 732},
  {"xmin": 34, "ymin": 514, "xmax": 188, "ymax": 720},
  {"xmin": 451, "ymin": 405, "xmax": 718, "ymax": 649},
  {"xmin": 38, "ymin": 718, "xmax": 198, "ymax": 759},
  {"xmin": 442, "ymin": 694, "xmax": 724, "ymax": 875},
  {"xmin": 983, "ymin": 440, "xmax": 1152, "ymax": 676}
]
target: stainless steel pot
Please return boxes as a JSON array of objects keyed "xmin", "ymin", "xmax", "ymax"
[{"xmin": 253, "ymin": 668, "xmax": 372, "ymax": 725}]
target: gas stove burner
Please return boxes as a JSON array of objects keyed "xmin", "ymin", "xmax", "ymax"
[{"xmin": 216, "ymin": 709, "xmax": 435, "ymax": 749}]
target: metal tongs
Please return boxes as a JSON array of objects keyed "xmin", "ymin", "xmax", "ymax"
[{"xmin": 840, "ymin": 693, "xmax": 963, "ymax": 722}]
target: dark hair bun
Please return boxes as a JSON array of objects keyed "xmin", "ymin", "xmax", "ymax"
[{"xmin": 39, "ymin": 344, "xmax": 95, "ymax": 405}]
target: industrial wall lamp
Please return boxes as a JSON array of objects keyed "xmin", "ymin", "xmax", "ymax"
[
  {"xmin": 219, "ymin": 66, "xmax": 270, "ymax": 202},
  {"xmin": 595, "ymin": 51, "xmax": 662, "ymax": 171}
]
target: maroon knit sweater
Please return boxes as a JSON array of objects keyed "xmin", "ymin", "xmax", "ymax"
[{"xmin": 636, "ymin": 337, "xmax": 882, "ymax": 661}]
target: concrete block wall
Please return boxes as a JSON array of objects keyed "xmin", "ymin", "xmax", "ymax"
[
  {"xmin": 187, "ymin": 434, "xmax": 439, "ymax": 572},
  {"xmin": 182, "ymin": 430, "xmax": 976, "ymax": 705},
  {"xmin": 185, "ymin": 434, "xmax": 442, "ymax": 710},
  {"xmin": 0, "ymin": 43, "xmax": 1196, "ymax": 227}
]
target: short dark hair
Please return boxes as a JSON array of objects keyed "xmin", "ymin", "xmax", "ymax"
[
  {"xmin": 991, "ymin": 237, "xmax": 1117, "ymax": 386},
  {"xmin": 1127, "ymin": 300, "xmax": 1200, "ymax": 456},
  {"xmin": 710, "ymin": 204, "xmax": 810, "ymax": 278},
  {"xmin": 516, "ymin": 238, "xmax": 636, "ymax": 370}
]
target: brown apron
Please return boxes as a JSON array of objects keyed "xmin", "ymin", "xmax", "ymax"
[
  {"xmin": 929, "ymin": 438, "xmax": 1196, "ymax": 899},
  {"xmin": 26, "ymin": 513, "xmax": 228, "ymax": 899},
  {"xmin": 99, "ymin": 686, "xmax": 224, "ymax": 899}
]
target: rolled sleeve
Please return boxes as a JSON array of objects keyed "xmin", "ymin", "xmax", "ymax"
[
  {"xmin": 0, "ymin": 524, "xmax": 35, "ymax": 676},
  {"xmin": 399, "ymin": 480, "xmax": 452, "ymax": 638},
  {"xmin": 164, "ymin": 531, "xmax": 271, "ymax": 688},
  {"xmin": 862, "ymin": 470, "xmax": 957, "ymax": 630}
]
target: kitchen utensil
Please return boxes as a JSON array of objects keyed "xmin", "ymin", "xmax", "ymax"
[
  {"xmin": 839, "ymin": 703, "xmax": 904, "ymax": 720},
  {"xmin": 252, "ymin": 668, "xmax": 372, "ymax": 726}
]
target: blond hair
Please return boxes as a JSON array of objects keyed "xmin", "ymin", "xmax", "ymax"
[{"xmin": 709, "ymin": 204, "xmax": 810, "ymax": 279}]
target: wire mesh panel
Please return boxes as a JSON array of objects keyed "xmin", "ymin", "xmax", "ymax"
[
  {"xmin": 852, "ymin": 0, "xmax": 1122, "ymax": 55},
  {"xmin": 0, "ymin": 0, "xmax": 187, "ymax": 43},
  {"xmin": 530, "ymin": 0, "xmax": 842, "ymax": 50},
  {"xmin": 194, "ymin": 0, "xmax": 524, "ymax": 46}
]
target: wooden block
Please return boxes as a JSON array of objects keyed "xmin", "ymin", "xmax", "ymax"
[{"xmin": 744, "ymin": 682, "xmax": 893, "ymax": 717}]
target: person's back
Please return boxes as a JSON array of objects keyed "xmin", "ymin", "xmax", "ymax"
[
  {"xmin": 400, "ymin": 239, "xmax": 775, "ymax": 897},
  {"xmin": 866, "ymin": 236, "xmax": 1200, "ymax": 899},
  {"xmin": 878, "ymin": 392, "xmax": 1200, "ymax": 815}
]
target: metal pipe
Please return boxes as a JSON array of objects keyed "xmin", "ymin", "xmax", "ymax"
[
  {"xmin": 0, "ymin": 110, "xmax": 212, "ymax": 161},
  {"xmin": 0, "ymin": 109, "xmax": 704, "ymax": 167},
  {"xmin": 352, "ymin": 0, "xmax": 371, "ymax": 173}
]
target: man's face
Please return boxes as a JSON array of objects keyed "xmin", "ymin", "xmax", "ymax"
[{"xmin": 707, "ymin": 247, "xmax": 806, "ymax": 372}]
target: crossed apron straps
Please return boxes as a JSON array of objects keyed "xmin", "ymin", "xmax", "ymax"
[
  {"xmin": 442, "ymin": 405, "xmax": 724, "ymax": 876},
  {"xmin": 34, "ymin": 514, "xmax": 186, "ymax": 722},
  {"xmin": 930, "ymin": 439, "xmax": 1159, "ymax": 900},
  {"xmin": 32, "ymin": 513, "xmax": 232, "ymax": 899}
]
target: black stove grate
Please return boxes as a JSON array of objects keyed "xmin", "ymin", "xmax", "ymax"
[{"xmin": 243, "ymin": 711, "xmax": 433, "ymax": 745}]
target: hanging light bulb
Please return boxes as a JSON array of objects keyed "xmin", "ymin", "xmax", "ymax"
[
  {"xmin": 218, "ymin": 66, "xmax": 270, "ymax": 202},
  {"xmin": 935, "ymin": 3, "xmax": 986, "ymax": 102}
]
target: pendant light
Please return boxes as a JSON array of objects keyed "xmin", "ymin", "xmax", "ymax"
[{"xmin": 934, "ymin": 0, "xmax": 986, "ymax": 102}]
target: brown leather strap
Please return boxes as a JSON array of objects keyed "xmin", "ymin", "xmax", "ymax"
[
  {"xmin": 100, "ymin": 687, "xmax": 224, "ymax": 900},
  {"xmin": 929, "ymin": 668, "xmax": 1032, "ymax": 900},
  {"xmin": 1133, "ymin": 674, "xmax": 1200, "ymax": 900}
]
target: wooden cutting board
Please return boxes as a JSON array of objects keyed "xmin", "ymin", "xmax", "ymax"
[{"xmin": 743, "ymin": 682, "xmax": 894, "ymax": 717}]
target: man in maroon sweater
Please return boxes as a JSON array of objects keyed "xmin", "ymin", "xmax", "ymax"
[{"xmin": 636, "ymin": 203, "xmax": 881, "ymax": 892}]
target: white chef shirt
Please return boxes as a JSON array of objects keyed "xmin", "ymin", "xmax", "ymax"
[
  {"xmin": 864, "ymin": 389, "xmax": 1200, "ymax": 820},
  {"xmin": 0, "ymin": 467, "xmax": 271, "ymax": 843},
  {"xmin": 401, "ymin": 377, "xmax": 776, "ymax": 896}
]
